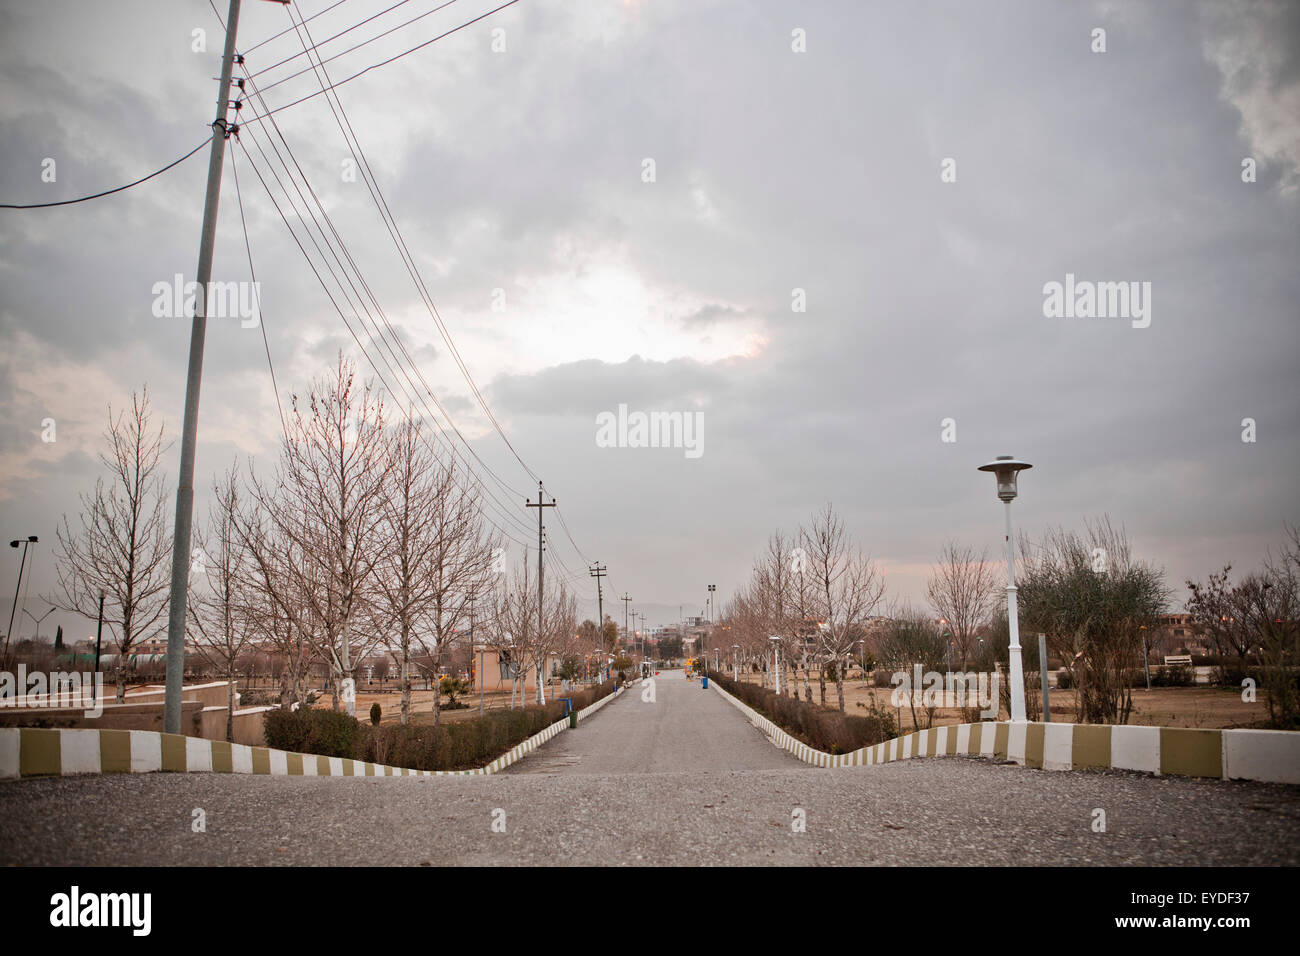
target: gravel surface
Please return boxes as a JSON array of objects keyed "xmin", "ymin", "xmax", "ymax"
[{"xmin": 1, "ymin": 672, "xmax": 1296, "ymax": 866}]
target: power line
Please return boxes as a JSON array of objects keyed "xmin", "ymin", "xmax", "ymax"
[
  {"xmin": 239, "ymin": 0, "xmax": 521, "ymax": 126},
  {"xmin": 235, "ymin": 126, "xmax": 535, "ymax": 548},
  {"xmin": 281, "ymin": 3, "xmax": 536, "ymax": 496},
  {"xmin": 228, "ymin": 144, "xmax": 289, "ymax": 441},
  {"xmin": 0, "ymin": 138, "xmax": 210, "ymax": 209},
  {"xmin": 212, "ymin": 0, "xmax": 602, "ymax": 578},
  {"xmin": 234, "ymin": 108, "xmax": 538, "ymax": 545},
  {"xmin": 241, "ymin": 0, "xmax": 351, "ymax": 55},
  {"xmin": 247, "ymin": 0, "xmax": 429, "ymax": 85}
]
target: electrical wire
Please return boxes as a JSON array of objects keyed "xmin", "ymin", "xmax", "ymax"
[
  {"xmin": 239, "ymin": 0, "xmax": 520, "ymax": 126},
  {"xmin": 0, "ymin": 138, "xmax": 210, "ymax": 209},
  {"xmin": 229, "ymin": 144, "xmax": 290, "ymax": 441}
]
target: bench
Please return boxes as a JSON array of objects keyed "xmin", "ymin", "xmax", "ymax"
[{"xmin": 1163, "ymin": 654, "xmax": 1193, "ymax": 667}]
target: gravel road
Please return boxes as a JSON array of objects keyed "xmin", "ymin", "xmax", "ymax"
[{"xmin": 1, "ymin": 672, "xmax": 1296, "ymax": 866}]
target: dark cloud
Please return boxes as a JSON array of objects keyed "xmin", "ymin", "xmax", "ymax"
[{"xmin": 1, "ymin": 0, "xmax": 1297, "ymax": 633}]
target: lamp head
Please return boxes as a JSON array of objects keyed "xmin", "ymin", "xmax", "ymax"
[{"xmin": 978, "ymin": 455, "xmax": 1032, "ymax": 502}]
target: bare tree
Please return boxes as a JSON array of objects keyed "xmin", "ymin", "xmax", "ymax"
[
  {"xmin": 802, "ymin": 504, "xmax": 887, "ymax": 711},
  {"xmin": 48, "ymin": 389, "xmax": 172, "ymax": 704},
  {"xmin": 403, "ymin": 452, "xmax": 499, "ymax": 724},
  {"xmin": 374, "ymin": 414, "xmax": 441, "ymax": 725},
  {"xmin": 246, "ymin": 354, "xmax": 392, "ymax": 713},
  {"xmin": 926, "ymin": 541, "xmax": 1000, "ymax": 671},
  {"xmin": 186, "ymin": 466, "xmax": 256, "ymax": 740},
  {"xmin": 236, "ymin": 502, "xmax": 318, "ymax": 709},
  {"xmin": 876, "ymin": 604, "xmax": 947, "ymax": 730},
  {"xmin": 489, "ymin": 556, "xmax": 537, "ymax": 708},
  {"xmin": 1188, "ymin": 528, "xmax": 1300, "ymax": 728}
]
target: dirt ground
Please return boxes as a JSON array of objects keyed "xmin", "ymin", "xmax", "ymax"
[{"xmin": 728, "ymin": 671, "xmax": 1269, "ymax": 730}]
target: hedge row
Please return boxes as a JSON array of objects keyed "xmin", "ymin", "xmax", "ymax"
[
  {"xmin": 263, "ymin": 678, "xmax": 621, "ymax": 772},
  {"xmin": 707, "ymin": 671, "xmax": 896, "ymax": 755}
]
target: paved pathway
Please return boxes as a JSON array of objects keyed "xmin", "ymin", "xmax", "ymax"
[{"xmin": 507, "ymin": 671, "xmax": 801, "ymax": 775}]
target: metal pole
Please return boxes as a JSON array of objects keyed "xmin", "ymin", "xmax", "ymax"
[
  {"xmin": 1141, "ymin": 627, "xmax": 1151, "ymax": 691},
  {"xmin": 93, "ymin": 591, "xmax": 104, "ymax": 704},
  {"xmin": 164, "ymin": 0, "xmax": 243, "ymax": 734},
  {"xmin": 4, "ymin": 540, "xmax": 31, "ymax": 668},
  {"xmin": 1004, "ymin": 500, "xmax": 1026, "ymax": 723},
  {"xmin": 1038, "ymin": 632, "xmax": 1050, "ymax": 722}
]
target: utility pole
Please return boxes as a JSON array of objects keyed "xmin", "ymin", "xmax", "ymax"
[
  {"xmin": 163, "ymin": 0, "xmax": 288, "ymax": 735},
  {"xmin": 525, "ymin": 482, "xmax": 555, "ymax": 684},
  {"xmin": 620, "ymin": 593, "xmax": 632, "ymax": 653},
  {"xmin": 589, "ymin": 562, "xmax": 606, "ymax": 634}
]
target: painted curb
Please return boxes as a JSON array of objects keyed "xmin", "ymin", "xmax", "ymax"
[
  {"xmin": 709, "ymin": 681, "xmax": 1300, "ymax": 785},
  {"xmin": 0, "ymin": 685, "xmax": 626, "ymax": 781}
]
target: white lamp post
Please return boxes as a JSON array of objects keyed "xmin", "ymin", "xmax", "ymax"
[
  {"xmin": 977, "ymin": 455, "xmax": 1032, "ymax": 723},
  {"xmin": 732, "ymin": 643, "xmax": 740, "ymax": 682}
]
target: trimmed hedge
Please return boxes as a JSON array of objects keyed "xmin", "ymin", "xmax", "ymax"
[
  {"xmin": 264, "ymin": 707, "xmax": 360, "ymax": 758},
  {"xmin": 707, "ymin": 671, "xmax": 896, "ymax": 754},
  {"xmin": 263, "ymin": 679, "xmax": 620, "ymax": 772}
]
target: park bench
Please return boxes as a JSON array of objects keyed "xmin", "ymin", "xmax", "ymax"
[{"xmin": 1162, "ymin": 654, "xmax": 1193, "ymax": 667}]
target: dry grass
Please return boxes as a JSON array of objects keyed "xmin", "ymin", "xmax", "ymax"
[{"xmin": 730, "ymin": 672, "xmax": 1269, "ymax": 730}]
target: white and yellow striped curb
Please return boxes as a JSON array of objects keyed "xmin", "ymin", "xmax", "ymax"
[
  {"xmin": 710, "ymin": 682, "xmax": 1300, "ymax": 785},
  {"xmin": 576, "ymin": 684, "xmax": 623, "ymax": 722},
  {"xmin": 0, "ymin": 686, "xmax": 625, "ymax": 781}
]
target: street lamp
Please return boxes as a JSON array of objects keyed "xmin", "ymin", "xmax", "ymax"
[
  {"xmin": 23, "ymin": 606, "xmax": 55, "ymax": 642},
  {"xmin": 4, "ymin": 535, "xmax": 38, "ymax": 668},
  {"xmin": 978, "ymin": 455, "xmax": 1032, "ymax": 723}
]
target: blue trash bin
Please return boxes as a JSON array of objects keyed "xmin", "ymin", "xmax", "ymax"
[{"xmin": 701, "ymin": 675, "xmax": 709, "ymax": 689}]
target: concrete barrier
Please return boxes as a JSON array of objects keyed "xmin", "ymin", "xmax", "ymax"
[
  {"xmin": 710, "ymin": 680, "xmax": 1299, "ymax": 785},
  {"xmin": 0, "ymin": 686, "xmax": 626, "ymax": 781}
]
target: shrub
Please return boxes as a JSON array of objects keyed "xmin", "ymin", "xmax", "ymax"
[
  {"xmin": 1150, "ymin": 663, "xmax": 1194, "ymax": 687},
  {"xmin": 264, "ymin": 707, "xmax": 361, "ymax": 758},
  {"xmin": 439, "ymin": 676, "xmax": 471, "ymax": 706},
  {"xmin": 370, "ymin": 702, "xmax": 382, "ymax": 725},
  {"xmin": 266, "ymin": 679, "xmax": 623, "ymax": 772},
  {"xmin": 708, "ymin": 672, "xmax": 895, "ymax": 753},
  {"xmin": 1056, "ymin": 668, "xmax": 1075, "ymax": 690}
]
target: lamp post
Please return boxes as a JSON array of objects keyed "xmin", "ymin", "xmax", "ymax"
[
  {"xmin": 977, "ymin": 455, "xmax": 1032, "ymax": 723},
  {"xmin": 5, "ymin": 535, "xmax": 38, "ymax": 668},
  {"xmin": 23, "ymin": 607, "xmax": 55, "ymax": 642},
  {"xmin": 769, "ymin": 635, "xmax": 781, "ymax": 694},
  {"xmin": 732, "ymin": 643, "xmax": 739, "ymax": 681}
]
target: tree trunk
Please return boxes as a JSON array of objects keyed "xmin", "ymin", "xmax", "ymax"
[
  {"xmin": 400, "ymin": 656, "xmax": 411, "ymax": 726},
  {"xmin": 835, "ymin": 668, "xmax": 846, "ymax": 712},
  {"xmin": 818, "ymin": 658, "xmax": 827, "ymax": 706},
  {"xmin": 432, "ymin": 656, "xmax": 442, "ymax": 726},
  {"xmin": 226, "ymin": 662, "xmax": 236, "ymax": 742},
  {"xmin": 115, "ymin": 660, "xmax": 126, "ymax": 705}
]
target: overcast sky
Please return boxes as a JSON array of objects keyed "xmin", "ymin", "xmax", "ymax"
[{"xmin": 1, "ymin": 0, "xmax": 1297, "ymax": 643}]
